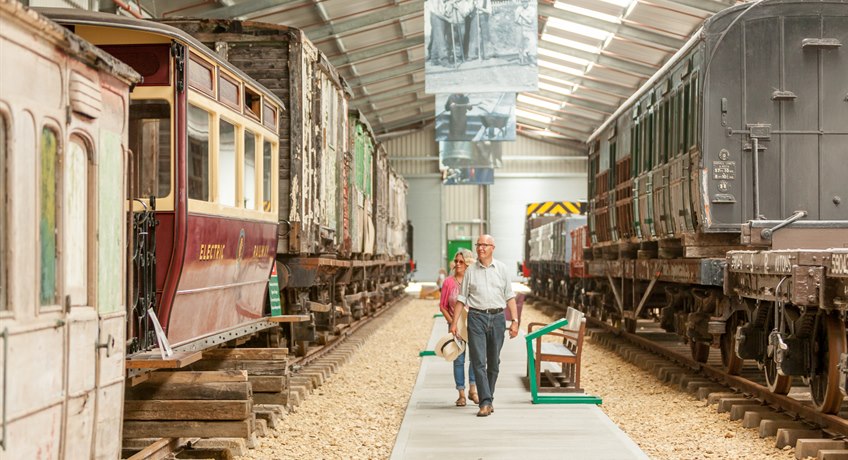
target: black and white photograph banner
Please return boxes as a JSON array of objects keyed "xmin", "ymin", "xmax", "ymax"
[
  {"xmin": 442, "ymin": 167, "xmax": 495, "ymax": 185},
  {"xmin": 439, "ymin": 140, "xmax": 503, "ymax": 170},
  {"xmin": 425, "ymin": 0, "xmax": 538, "ymax": 94},
  {"xmin": 436, "ymin": 92, "xmax": 516, "ymax": 142}
]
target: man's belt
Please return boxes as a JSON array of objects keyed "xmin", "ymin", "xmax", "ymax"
[{"xmin": 471, "ymin": 307, "xmax": 503, "ymax": 314}]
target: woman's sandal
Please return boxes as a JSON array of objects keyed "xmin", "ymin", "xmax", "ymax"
[{"xmin": 455, "ymin": 396, "xmax": 467, "ymax": 407}]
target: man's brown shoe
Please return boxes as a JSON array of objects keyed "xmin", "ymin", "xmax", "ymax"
[{"xmin": 476, "ymin": 405, "xmax": 493, "ymax": 417}]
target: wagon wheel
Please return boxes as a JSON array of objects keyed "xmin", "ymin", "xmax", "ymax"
[
  {"xmin": 690, "ymin": 340, "xmax": 709, "ymax": 363},
  {"xmin": 720, "ymin": 313, "xmax": 744, "ymax": 375},
  {"xmin": 764, "ymin": 353, "xmax": 792, "ymax": 395},
  {"xmin": 810, "ymin": 313, "xmax": 845, "ymax": 414}
]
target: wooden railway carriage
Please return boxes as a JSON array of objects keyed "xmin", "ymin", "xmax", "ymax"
[
  {"xmin": 43, "ymin": 10, "xmax": 285, "ymax": 352},
  {"xmin": 157, "ymin": 19, "xmax": 410, "ymax": 354},
  {"xmin": 576, "ymin": 0, "xmax": 848, "ymax": 414},
  {"xmin": 0, "ymin": 2, "xmax": 140, "ymax": 457}
]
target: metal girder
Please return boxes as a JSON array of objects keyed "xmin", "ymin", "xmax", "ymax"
[
  {"xmin": 516, "ymin": 121, "xmax": 584, "ymax": 142},
  {"xmin": 538, "ymin": 4, "xmax": 683, "ymax": 51},
  {"xmin": 660, "ymin": 0, "xmax": 733, "ymax": 14},
  {"xmin": 330, "ymin": 36, "xmax": 421, "ymax": 68},
  {"xmin": 352, "ymin": 83, "xmax": 425, "ymax": 107},
  {"xmin": 192, "ymin": 0, "xmax": 303, "ymax": 19},
  {"xmin": 379, "ymin": 112, "xmax": 433, "ymax": 132},
  {"xmin": 362, "ymin": 97, "xmax": 433, "ymax": 118},
  {"xmin": 534, "ymin": 89, "xmax": 617, "ymax": 116},
  {"xmin": 347, "ymin": 61, "xmax": 422, "ymax": 87},
  {"xmin": 307, "ymin": 1, "xmax": 424, "ymax": 42},
  {"xmin": 540, "ymin": 42, "xmax": 656, "ymax": 78},
  {"xmin": 516, "ymin": 113, "xmax": 587, "ymax": 139},
  {"xmin": 539, "ymin": 68, "xmax": 632, "ymax": 99}
]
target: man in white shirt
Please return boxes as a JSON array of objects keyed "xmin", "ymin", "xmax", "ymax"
[{"xmin": 450, "ymin": 234, "xmax": 518, "ymax": 417}]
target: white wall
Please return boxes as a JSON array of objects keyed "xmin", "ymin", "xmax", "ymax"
[{"xmin": 489, "ymin": 177, "xmax": 586, "ymax": 281}]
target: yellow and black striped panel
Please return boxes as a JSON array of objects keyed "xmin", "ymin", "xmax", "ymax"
[{"xmin": 525, "ymin": 201, "xmax": 586, "ymax": 217}]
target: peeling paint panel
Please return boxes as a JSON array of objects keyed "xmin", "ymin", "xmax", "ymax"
[
  {"xmin": 40, "ymin": 127, "xmax": 58, "ymax": 306},
  {"xmin": 98, "ymin": 130, "xmax": 124, "ymax": 313}
]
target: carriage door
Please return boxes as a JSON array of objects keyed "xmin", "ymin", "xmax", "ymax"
[
  {"xmin": 746, "ymin": 13, "xmax": 848, "ymax": 220},
  {"xmin": 61, "ymin": 136, "xmax": 99, "ymax": 457},
  {"xmin": 818, "ymin": 14, "xmax": 848, "ymax": 220}
]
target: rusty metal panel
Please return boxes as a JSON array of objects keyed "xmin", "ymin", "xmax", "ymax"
[{"xmin": 791, "ymin": 265, "xmax": 824, "ymax": 306}]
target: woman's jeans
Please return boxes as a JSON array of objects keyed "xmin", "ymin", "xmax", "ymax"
[
  {"xmin": 467, "ymin": 308, "xmax": 506, "ymax": 407},
  {"xmin": 453, "ymin": 350, "xmax": 475, "ymax": 390}
]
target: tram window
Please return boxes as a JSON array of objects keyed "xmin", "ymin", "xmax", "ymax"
[
  {"xmin": 243, "ymin": 130, "xmax": 256, "ymax": 210},
  {"xmin": 40, "ymin": 128, "xmax": 59, "ymax": 306},
  {"xmin": 0, "ymin": 117, "xmax": 6, "ymax": 310},
  {"xmin": 187, "ymin": 104, "xmax": 210, "ymax": 201},
  {"xmin": 129, "ymin": 100, "xmax": 171, "ymax": 199},
  {"xmin": 262, "ymin": 140, "xmax": 272, "ymax": 212},
  {"xmin": 218, "ymin": 119, "xmax": 236, "ymax": 207},
  {"xmin": 64, "ymin": 139, "xmax": 88, "ymax": 305},
  {"xmin": 245, "ymin": 88, "xmax": 261, "ymax": 120}
]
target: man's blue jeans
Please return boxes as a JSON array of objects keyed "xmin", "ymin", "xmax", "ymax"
[
  {"xmin": 467, "ymin": 309, "xmax": 506, "ymax": 407},
  {"xmin": 453, "ymin": 350, "xmax": 475, "ymax": 390}
]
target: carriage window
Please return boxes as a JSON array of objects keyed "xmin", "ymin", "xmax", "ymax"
[
  {"xmin": 0, "ymin": 118, "xmax": 6, "ymax": 310},
  {"xmin": 40, "ymin": 128, "xmax": 59, "ymax": 306},
  {"xmin": 187, "ymin": 104, "xmax": 210, "ymax": 201},
  {"xmin": 129, "ymin": 100, "xmax": 171, "ymax": 199},
  {"xmin": 243, "ymin": 130, "xmax": 256, "ymax": 209},
  {"xmin": 218, "ymin": 119, "xmax": 236, "ymax": 207},
  {"xmin": 64, "ymin": 139, "xmax": 88, "ymax": 305},
  {"xmin": 263, "ymin": 140, "xmax": 273, "ymax": 212}
]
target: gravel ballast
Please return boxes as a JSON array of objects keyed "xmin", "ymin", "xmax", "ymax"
[{"xmin": 240, "ymin": 295, "xmax": 797, "ymax": 459}]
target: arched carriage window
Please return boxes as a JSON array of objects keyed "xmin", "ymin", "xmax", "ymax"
[{"xmin": 64, "ymin": 138, "xmax": 89, "ymax": 306}]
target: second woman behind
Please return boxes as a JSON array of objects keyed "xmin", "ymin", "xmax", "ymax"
[{"xmin": 439, "ymin": 248, "xmax": 478, "ymax": 406}]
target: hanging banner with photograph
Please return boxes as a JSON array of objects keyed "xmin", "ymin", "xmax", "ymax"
[
  {"xmin": 436, "ymin": 92, "xmax": 516, "ymax": 142},
  {"xmin": 424, "ymin": 0, "xmax": 538, "ymax": 94},
  {"xmin": 439, "ymin": 140, "xmax": 503, "ymax": 169},
  {"xmin": 442, "ymin": 167, "xmax": 495, "ymax": 185}
]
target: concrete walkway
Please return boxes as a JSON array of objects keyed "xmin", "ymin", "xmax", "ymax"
[{"xmin": 390, "ymin": 316, "xmax": 649, "ymax": 460}]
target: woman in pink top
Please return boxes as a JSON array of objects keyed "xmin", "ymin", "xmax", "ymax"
[{"xmin": 439, "ymin": 248, "xmax": 477, "ymax": 406}]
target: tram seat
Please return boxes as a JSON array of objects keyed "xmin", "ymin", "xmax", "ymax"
[{"xmin": 527, "ymin": 307, "xmax": 586, "ymax": 392}]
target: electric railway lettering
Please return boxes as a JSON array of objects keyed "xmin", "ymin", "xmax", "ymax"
[
  {"xmin": 199, "ymin": 244, "xmax": 226, "ymax": 260},
  {"xmin": 253, "ymin": 245, "xmax": 269, "ymax": 258},
  {"xmin": 833, "ymin": 253, "xmax": 848, "ymax": 275}
]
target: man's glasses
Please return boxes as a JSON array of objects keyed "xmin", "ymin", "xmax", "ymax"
[{"xmin": 475, "ymin": 243, "xmax": 493, "ymax": 248}]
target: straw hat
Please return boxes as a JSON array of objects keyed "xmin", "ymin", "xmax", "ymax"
[{"xmin": 434, "ymin": 334, "xmax": 466, "ymax": 362}]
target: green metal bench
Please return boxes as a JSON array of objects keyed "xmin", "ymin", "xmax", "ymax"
[{"xmin": 525, "ymin": 311, "xmax": 602, "ymax": 404}]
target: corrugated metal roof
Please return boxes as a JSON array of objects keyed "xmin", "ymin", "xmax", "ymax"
[{"xmin": 138, "ymin": 0, "xmax": 740, "ymax": 145}]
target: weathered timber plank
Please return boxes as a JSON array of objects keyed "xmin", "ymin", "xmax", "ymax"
[
  {"xmin": 126, "ymin": 351, "xmax": 202, "ymax": 369},
  {"xmin": 123, "ymin": 420, "xmax": 252, "ymax": 439},
  {"xmin": 190, "ymin": 359, "xmax": 288, "ymax": 375},
  {"xmin": 248, "ymin": 376, "xmax": 285, "ymax": 393},
  {"xmin": 252, "ymin": 392, "xmax": 288, "ymax": 405},
  {"xmin": 203, "ymin": 348, "xmax": 288, "ymax": 360},
  {"xmin": 125, "ymin": 438, "xmax": 181, "ymax": 460},
  {"xmin": 126, "ymin": 382, "xmax": 251, "ymax": 401},
  {"xmin": 684, "ymin": 246, "xmax": 746, "ymax": 258},
  {"xmin": 146, "ymin": 370, "xmax": 248, "ymax": 385},
  {"xmin": 124, "ymin": 400, "xmax": 251, "ymax": 421}
]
